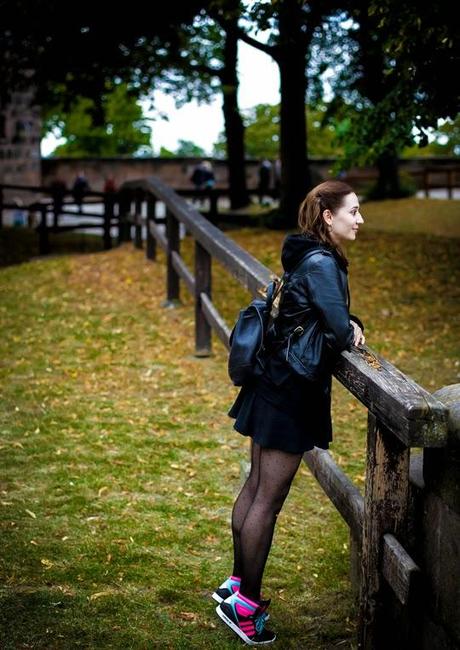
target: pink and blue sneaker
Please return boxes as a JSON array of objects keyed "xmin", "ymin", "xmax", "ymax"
[
  {"xmin": 211, "ymin": 575, "xmax": 241, "ymax": 604},
  {"xmin": 216, "ymin": 591, "xmax": 275, "ymax": 645}
]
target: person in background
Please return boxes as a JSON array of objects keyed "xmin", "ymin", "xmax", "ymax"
[{"xmin": 72, "ymin": 171, "xmax": 90, "ymax": 212}]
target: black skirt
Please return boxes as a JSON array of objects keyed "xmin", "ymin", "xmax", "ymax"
[{"xmin": 228, "ymin": 357, "xmax": 333, "ymax": 455}]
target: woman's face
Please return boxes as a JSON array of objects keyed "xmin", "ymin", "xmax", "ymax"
[{"xmin": 323, "ymin": 192, "xmax": 364, "ymax": 245}]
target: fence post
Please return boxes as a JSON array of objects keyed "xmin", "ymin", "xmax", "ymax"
[
  {"xmin": 357, "ymin": 413, "xmax": 410, "ymax": 649},
  {"xmin": 146, "ymin": 197, "xmax": 157, "ymax": 261},
  {"xmin": 134, "ymin": 191, "xmax": 143, "ymax": 249},
  {"xmin": 103, "ymin": 193, "xmax": 114, "ymax": 250},
  {"xmin": 208, "ymin": 190, "xmax": 218, "ymax": 223},
  {"xmin": 420, "ymin": 384, "xmax": 460, "ymax": 648},
  {"xmin": 447, "ymin": 169, "xmax": 453, "ymax": 199},
  {"xmin": 424, "ymin": 168, "xmax": 430, "ymax": 198},
  {"xmin": 194, "ymin": 241, "xmax": 212, "ymax": 356},
  {"xmin": 38, "ymin": 205, "xmax": 50, "ymax": 255},
  {"xmin": 163, "ymin": 208, "xmax": 180, "ymax": 306},
  {"xmin": 118, "ymin": 190, "xmax": 131, "ymax": 245}
]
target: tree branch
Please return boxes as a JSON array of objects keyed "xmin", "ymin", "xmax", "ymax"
[{"xmin": 237, "ymin": 29, "xmax": 279, "ymax": 62}]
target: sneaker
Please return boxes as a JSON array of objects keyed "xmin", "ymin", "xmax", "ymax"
[
  {"xmin": 211, "ymin": 575, "xmax": 241, "ymax": 604},
  {"xmin": 216, "ymin": 592, "xmax": 276, "ymax": 645}
]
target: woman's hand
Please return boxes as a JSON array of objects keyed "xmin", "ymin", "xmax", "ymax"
[{"xmin": 351, "ymin": 321, "xmax": 365, "ymax": 346}]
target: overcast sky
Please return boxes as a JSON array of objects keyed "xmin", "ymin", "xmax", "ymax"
[{"xmin": 41, "ymin": 41, "xmax": 280, "ymax": 157}]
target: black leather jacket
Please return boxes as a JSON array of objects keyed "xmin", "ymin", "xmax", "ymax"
[{"xmin": 265, "ymin": 234, "xmax": 363, "ymax": 383}]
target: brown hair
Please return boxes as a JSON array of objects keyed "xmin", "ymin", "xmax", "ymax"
[{"xmin": 298, "ymin": 180, "xmax": 355, "ymax": 264}]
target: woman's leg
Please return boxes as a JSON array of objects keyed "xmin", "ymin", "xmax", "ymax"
[
  {"xmin": 231, "ymin": 441, "xmax": 262, "ymax": 577},
  {"xmin": 239, "ymin": 447, "xmax": 303, "ymax": 602}
]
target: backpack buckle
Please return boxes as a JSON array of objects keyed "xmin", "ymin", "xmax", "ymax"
[{"xmin": 293, "ymin": 326, "xmax": 304, "ymax": 336}]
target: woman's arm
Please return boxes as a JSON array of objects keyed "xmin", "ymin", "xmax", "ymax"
[{"xmin": 306, "ymin": 254, "xmax": 355, "ymax": 352}]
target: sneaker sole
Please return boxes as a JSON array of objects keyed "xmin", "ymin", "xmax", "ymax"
[{"xmin": 215, "ymin": 604, "xmax": 276, "ymax": 646}]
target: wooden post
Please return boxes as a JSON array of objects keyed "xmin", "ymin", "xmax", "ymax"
[
  {"xmin": 134, "ymin": 192, "xmax": 143, "ymax": 249},
  {"xmin": 208, "ymin": 190, "xmax": 218, "ymax": 223},
  {"xmin": 194, "ymin": 241, "xmax": 212, "ymax": 356},
  {"xmin": 146, "ymin": 197, "xmax": 157, "ymax": 261},
  {"xmin": 103, "ymin": 194, "xmax": 113, "ymax": 250},
  {"xmin": 118, "ymin": 190, "xmax": 131, "ymax": 245},
  {"xmin": 38, "ymin": 205, "xmax": 49, "ymax": 255},
  {"xmin": 0, "ymin": 186, "xmax": 4, "ymax": 229},
  {"xmin": 164, "ymin": 208, "xmax": 180, "ymax": 306},
  {"xmin": 424, "ymin": 168, "xmax": 430, "ymax": 198},
  {"xmin": 357, "ymin": 412, "xmax": 410, "ymax": 649},
  {"xmin": 447, "ymin": 168, "xmax": 453, "ymax": 199}
]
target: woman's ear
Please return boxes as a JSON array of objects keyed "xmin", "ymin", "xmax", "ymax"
[{"xmin": 322, "ymin": 208, "xmax": 333, "ymax": 227}]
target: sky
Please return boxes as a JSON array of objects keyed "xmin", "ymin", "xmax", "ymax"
[{"xmin": 40, "ymin": 42, "xmax": 281, "ymax": 157}]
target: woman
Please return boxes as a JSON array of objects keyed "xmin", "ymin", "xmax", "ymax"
[{"xmin": 214, "ymin": 180, "xmax": 365, "ymax": 645}]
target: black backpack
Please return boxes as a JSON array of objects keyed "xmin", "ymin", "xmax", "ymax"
[
  {"xmin": 227, "ymin": 249, "xmax": 321, "ymax": 387},
  {"xmin": 227, "ymin": 279, "xmax": 279, "ymax": 387}
]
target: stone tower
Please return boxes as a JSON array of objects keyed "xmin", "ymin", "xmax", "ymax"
[{"xmin": 0, "ymin": 87, "xmax": 41, "ymax": 205}]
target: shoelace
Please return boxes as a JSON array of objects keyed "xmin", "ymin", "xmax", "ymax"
[{"xmin": 255, "ymin": 611, "xmax": 267, "ymax": 634}]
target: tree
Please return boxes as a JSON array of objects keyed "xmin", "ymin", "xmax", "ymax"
[
  {"xmin": 311, "ymin": 1, "xmax": 460, "ymax": 197},
  {"xmin": 44, "ymin": 84, "xmax": 152, "ymax": 157},
  {"xmin": 159, "ymin": 1, "xmax": 250, "ymax": 208},
  {"xmin": 239, "ymin": 0, "xmax": 340, "ymax": 226},
  {"xmin": 214, "ymin": 102, "xmax": 343, "ymax": 159}
]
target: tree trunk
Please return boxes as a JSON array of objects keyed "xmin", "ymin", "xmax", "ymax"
[
  {"xmin": 372, "ymin": 150, "xmax": 402, "ymax": 199},
  {"xmin": 277, "ymin": 0, "xmax": 310, "ymax": 228},
  {"xmin": 221, "ymin": 11, "xmax": 249, "ymax": 210}
]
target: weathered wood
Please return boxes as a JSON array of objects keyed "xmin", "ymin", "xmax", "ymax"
[
  {"xmin": 171, "ymin": 251, "xmax": 195, "ymax": 294},
  {"xmin": 103, "ymin": 194, "xmax": 113, "ymax": 250},
  {"xmin": 381, "ymin": 533, "xmax": 421, "ymax": 606},
  {"xmin": 200, "ymin": 293, "xmax": 232, "ymax": 350},
  {"xmin": 303, "ymin": 447, "xmax": 364, "ymax": 541},
  {"xmin": 146, "ymin": 198, "xmax": 156, "ymax": 261},
  {"xmin": 334, "ymin": 347, "xmax": 448, "ymax": 447},
  {"xmin": 358, "ymin": 413, "xmax": 411, "ymax": 650},
  {"xmin": 165, "ymin": 208, "xmax": 180, "ymax": 305},
  {"xmin": 304, "ymin": 446, "xmax": 422, "ymax": 607},
  {"xmin": 195, "ymin": 241, "xmax": 212, "ymax": 356},
  {"xmin": 122, "ymin": 177, "xmax": 272, "ymax": 295},
  {"xmin": 38, "ymin": 205, "xmax": 49, "ymax": 255},
  {"xmin": 134, "ymin": 193, "xmax": 143, "ymax": 249}
]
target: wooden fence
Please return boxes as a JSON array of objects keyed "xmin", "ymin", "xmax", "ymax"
[
  {"xmin": 115, "ymin": 177, "xmax": 454, "ymax": 648},
  {"xmin": 1, "ymin": 177, "xmax": 457, "ymax": 647}
]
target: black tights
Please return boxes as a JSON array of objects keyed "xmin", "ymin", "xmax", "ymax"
[{"xmin": 231, "ymin": 441, "xmax": 303, "ymax": 602}]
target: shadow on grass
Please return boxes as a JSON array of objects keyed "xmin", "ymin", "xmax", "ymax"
[{"xmin": 0, "ymin": 227, "xmax": 106, "ymax": 268}]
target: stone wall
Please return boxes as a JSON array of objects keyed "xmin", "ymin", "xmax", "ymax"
[
  {"xmin": 0, "ymin": 89, "xmax": 41, "ymax": 202},
  {"xmin": 40, "ymin": 156, "xmax": 460, "ymax": 195}
]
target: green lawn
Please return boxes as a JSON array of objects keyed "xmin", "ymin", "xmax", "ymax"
[{"xmin": 0, "ymin": 198, "xmax": 459, "ymax": 648}]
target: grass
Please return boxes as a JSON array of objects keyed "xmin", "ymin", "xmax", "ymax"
[{"xmin": 1, "ymin": 197, "xmax": 459, "ymax": 648}]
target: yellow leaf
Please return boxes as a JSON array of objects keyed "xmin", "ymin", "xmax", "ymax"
[
  {"xmin": 90, "ymin": 591, "xmax": 113, "ymax": 601},
  {"xmin": 41, "ymin": 558, "xmax": 54, "ymax": 568},
  {"xmin": 25, "ymin": 509, "xmax": 37, "ymax": 519}
]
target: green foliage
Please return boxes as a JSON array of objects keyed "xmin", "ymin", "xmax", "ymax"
[
  {"xmin": 175, "ymin": 139, "xmax": 206, "ymax": 157},
  {"xmin": 44, "ymin": 84, "xmax": 153, "ymax": 158},
  {"xmin": 402, "ymin": 115, "xmax": 460, "ymax": 158},
  {"xmin": 213, "ymin": 103, "xmax": 344, "ymax": 159}
]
